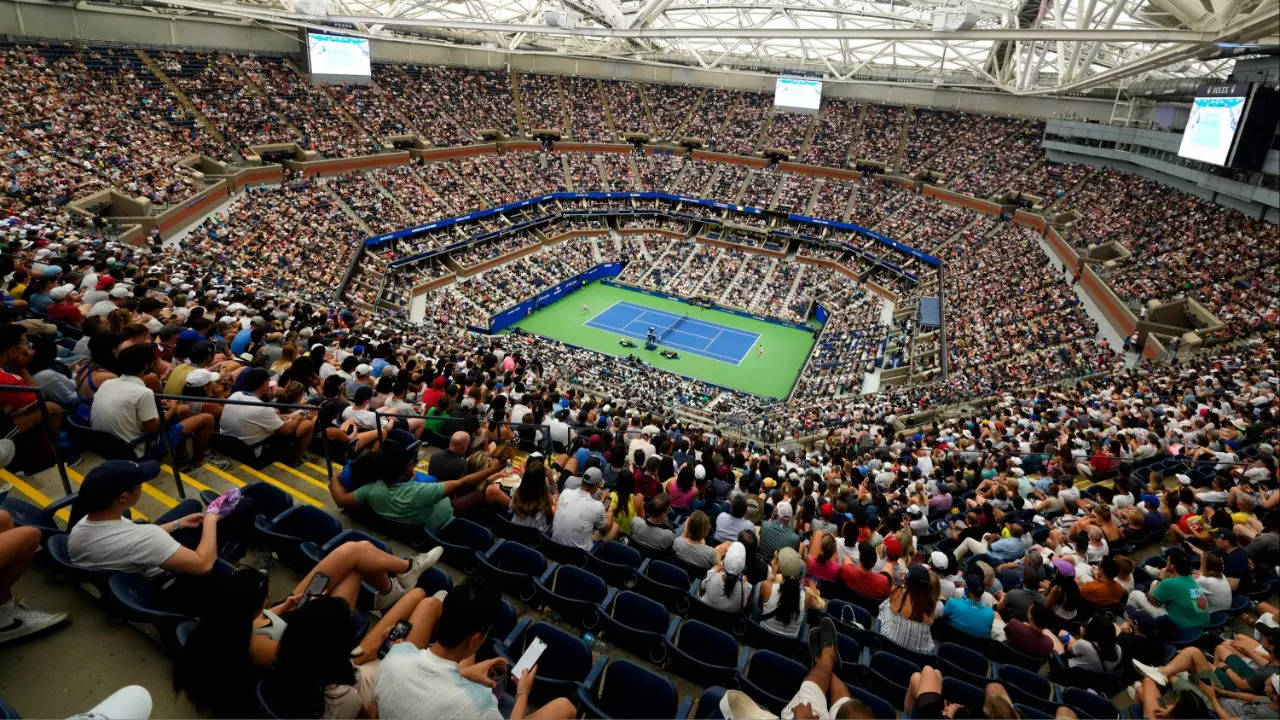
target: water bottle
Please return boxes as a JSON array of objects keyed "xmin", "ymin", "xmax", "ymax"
[{"xmin": 582, "ymin": 631, "xmax": 610, "ymax": 655}]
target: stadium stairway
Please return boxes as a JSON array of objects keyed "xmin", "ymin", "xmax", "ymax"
[{"xmin": 135, "ymin": 49, "xmax": 228, "ymax": 146}]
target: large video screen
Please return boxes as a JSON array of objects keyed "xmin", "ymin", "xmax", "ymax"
[
  {"xmin": 1177, "ymin": 95, "xmax": 1246, "ymax": 166},
  {"xmin": 307, "ymin": 33, "xmax": 371, "ymax": 77},
  {"xmin": 774, "ymin": 76, "xmax": 822, "ymax": 112}
]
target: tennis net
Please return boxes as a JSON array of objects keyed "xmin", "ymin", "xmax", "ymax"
[{"xmin": 658, "ymin": 314, "xmax": 690, "ymax": 341}]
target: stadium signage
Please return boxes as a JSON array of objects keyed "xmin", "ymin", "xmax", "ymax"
[{"xmin": 371, "ymin": 192, "xmax": 939, "ymax": 270}]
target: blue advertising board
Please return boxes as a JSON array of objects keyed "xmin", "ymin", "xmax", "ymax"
[
  {"xmin": 488, "ymin": 262, "xmax": 623, "ymax": 334},
  {"xmin": 364, "ymin": 191, "xmax": 939, "ymax": 270}
]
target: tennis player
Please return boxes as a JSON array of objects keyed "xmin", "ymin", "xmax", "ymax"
[{"xmin": 758, "ymin": 344, "xmax": 765, "ymax": 359}]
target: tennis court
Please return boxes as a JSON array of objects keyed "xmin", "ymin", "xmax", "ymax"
[
  {"xmin": 510, "ymin": 282, "xmax": 816, "ymax": 398},
  {"xmin": 585, "ymin": 300, "xmax": 759, "ymax": 364}
]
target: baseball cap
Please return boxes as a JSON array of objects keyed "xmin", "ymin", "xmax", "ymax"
[
  {"xmin": 964, "ymin": 573, "xmax": 985, "ymax": 596},
  {"xmin": 883, "ymin": 535, "xmax": 903, "ymax": 559},
  {"xmin": 1052, "ymin": 558, "xmax": 1076, "ymax": 577},
  {"xmin": 184, "ymin": 369, "xmax": 217, "ymax": 388},
  {"xmin": 354, "ymin": 363, "xmax": 372, "ymax": 377},
  {"xmin": 906, "ymin": 563, "xmax": 931, "ymax": 590},
  {"xmin": 930, "ymin": 550, "xmax": 949, "ymax": 571},
  {"xmin": 48, "ymin": 283, "xmax": 74, "ymax": 300},
  {"xmin": 582, "ymin": 467, "xmax": 603, "ymax": 485},
  {"xmin": 773, "ymin": 502, "xmax": 793, "ymax": 521},
  {"xmin": 79, "ymin": 459, "xmax": 161, "ymax": 506},
  {"xmin": 724, "ymin": 542, "xmax": 747, "ymax": 575},
  {"xmin": 775, "ymin": 547, "xmax": 805, "ymax": 579},
  {"xmin": 109, "ymin": 286, "xmax": 130, "ymax": 298},
  {"xmin": 820, "ymin": 502, "xmax": 834, "ymax": 520},
  {"xmin": 1215, "ymin": 528, "xmax": 1237, "ymax": 544}
]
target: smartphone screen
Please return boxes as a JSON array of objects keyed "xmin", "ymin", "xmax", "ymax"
[
  {"xmin": 298, "ymin": 572, "xmax": 329, "ymax": 607},
  {"xmin": 511, "ymin": 637, "xmax": 547, "ymax": 680}
]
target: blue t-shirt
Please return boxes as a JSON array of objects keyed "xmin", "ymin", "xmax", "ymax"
[
  {"xmin": 943, "ymin": 596, "xmax": 994, "ymax": 638},
  {"xmin": 988, "ymin": 536, "xmax": 1026, "ymax": 563},
  {"xmin": 370, "ymin": 358, "xmax": 389, "ymax": 378},
  {"xmin": 29, "ymin": 293, "xmax": 53, "ymax": 314},
  {"xmin": 230, "ymin": 327, "xmax": 253, "ymax": 355}
]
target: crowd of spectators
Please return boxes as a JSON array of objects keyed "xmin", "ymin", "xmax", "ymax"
[
  {"xmin": 740, "ymin": 168, "xmax": 783, "ymax": 209},
  {"xmin": 682, "ymin": 89, "xmax": 736, "ymax": 143},
  {"xmin": 565, "ymin": 154, "xmax": 601, "ymax": 192},
  {"xmin": 237, "ymin": 56, "xmax": 377, "ymax": 158},
  {"xmin": 563, "ymin": 76, "xmax": 611, "ymax": 142},
  {"xmin": 801, "ymin": 99, "xmax": 859, "ymax": 168},
  {"xmin": 643, "ymin": 83, "xmax": 702, "ymax": 142},
  {"xmin": 326, "ymin": 171, "xmax": 412, "ymax": 235},
  {"xmin": 601, "ymin": 80, "xmax": 652, "ymax": 137},
  {"xmin": 448, "ymin": 232, "xmax": 540, "ymax": 270},
  {"xmin": 517, "ymin": 74, "xmax": 566, "ymax": 133},
  {"xmin": 758, "ymin": 111, "xmax": 813, "ymax": 154},
  {"xmin": 774, "ymin": 172, "xmax": 819, "ymax": 213},
  {"xmin": 595, "ymin": 153, "xmax": 635, "ymax": 193},
  {"xmin": 852, "ymin": 104, "xmax": 907, "ymax": 165}
]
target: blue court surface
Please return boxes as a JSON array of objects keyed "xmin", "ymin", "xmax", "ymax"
[{"xmin": 585, "ymin": 300, "xmax": 759, "ymax": 364}]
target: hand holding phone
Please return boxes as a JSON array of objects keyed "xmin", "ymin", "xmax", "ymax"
[
  {"xmin": 511, "ymin": 637, "xmax": 547, "ymax": 681},
  {"xmin": 378, "ymin": 619, "xmax": 412, "ymax": 659},
  {"xmin": 297, "ymin": 572, "xmax": 329, "ymax": 608}
]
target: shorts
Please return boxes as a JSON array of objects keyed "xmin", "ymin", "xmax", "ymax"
[
  {"xmin": 781, "ymin": 680, "xmax": 853, "ymax": 720},
  {"xmin": 912, "ymin": 691, "xmax": 945, "ymax": 719},
  {"xmin": 151, "ymin": 423, "xmax": 190, "ymax": 459},
  {"xmin": 1214, "ymin": 655, "xmax": 1256, "ymax": 689}
]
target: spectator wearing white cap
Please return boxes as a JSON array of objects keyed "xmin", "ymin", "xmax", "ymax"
[
  {"xmin": 697, "ymin": 540, "xmax": 752, "ymax": 612},
  {"xmin": 86, "ymin": 285, "xmax": 132, "ymax": 318},
  {"xmin": 45, "ymin": 284, "xmax": 84, "ymax": 326}
]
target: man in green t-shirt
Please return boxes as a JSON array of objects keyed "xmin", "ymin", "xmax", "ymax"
[
  {"xmin": 1127, "ymin": 548, "xmax": 1209, "ymax": 633},
  {"xmin": 330, "ymin": 441, "xmax": 507, "ymax": 530}
]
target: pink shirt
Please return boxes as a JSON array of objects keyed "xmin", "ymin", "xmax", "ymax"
[{"xmin": 806, "ymin": 555, "xmax": 841, "ymax": 582}]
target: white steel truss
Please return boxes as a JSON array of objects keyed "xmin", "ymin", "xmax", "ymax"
[{"xmin": 148, "ymin": 0, "xmax": 1279, "ymax": 94}]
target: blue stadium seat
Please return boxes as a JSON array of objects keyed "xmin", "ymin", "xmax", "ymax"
[
  {"xmin": 256, "ymin": 505, "xmax": 342, "ymax": 567},
  {"xmin": 597, "ymin": 590, "xmax": 674, "ymax": 664},
  {"xmin": 936, "ymin": 641, "xmax": 992, "ymax": 688},
  {"xmin": 942, "ymin": 677, "xmax": 987, "ymax": 713},
  {"xmin": 1061, "ymin": 687, "xmax": 1122, "ymax": 720},
  {"xmin": 996, "ymin": 663, "xmax": 1061, "ymax": 716},
  {"xmin": 535, "ymin": 563, "xmax": 612, "ymax": 629},
  {"xmin": 540, "ymin": 536, "xmax": 589, "ymax": 567},
  {"xmin": 106, "ymin": 573, "xmax": 195, "ymax": 654},
  {"xmin": 476, "ymin": 540, "xmax": 546, "ymax": 601},
  {"xmin": 0, "ymin": 693, "xmax": 18, "ymax": 719},
  {"xmin": 1017, "ymin": 703, "xmax": 1056, "ymax": 719},
  {"xmin": 44, "ymin": 533, "xmax": 113, "ymax": 592},
  {"xmin": 735, "ymin": 649, "xmax": 809, "ymax": 714},
  {"xmin": 586, "ymin": 540, "xmax": 643, "ymax": 588},
  {"xmin": 685, "ymin": 588, "xmax": 747, "ymax": 637},
  {"xmin": 867, "ymin": 651, "xmax": 920, "ymax": 710},
  {"xmin": 744, "ymin": 600, "xmax": 807, "ymax": 662},
  {"xmin": 416, "ymin": 566, "xmax": 453, "ymax": 596},
  {"xmin": 495, "ymin": 621, "xmax": 605, "ymax": 709},
  {"xmin": 693, "ymin": 686, "xmax": 728, "ymax": 719},
  {"xmin": 988, "ymin": 639, "xmax": 1047, "ymax": 673},
  {"xmin": 633, "ymin": 559, "xmax": 691, "ymax": 613},
  {"xmin": 576, "ymin": 658, "xmax": 693, "ymax": 720},
  {"xmin": 489, "ymin": 512, "xmax": 546, "ymax": 548},
  {"xmin": 663, "ymin": 619, "xmax": 745, "ymax": 687},
  {"xmin": 847, "ymin": 685, "xmax": 896, "ymax": 720},
  {"xmin": 422, "ymin": 517, "xmax": 494, "ymax": 573}
]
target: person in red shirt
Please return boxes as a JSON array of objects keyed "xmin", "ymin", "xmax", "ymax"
[
  {"xmin": 420, "ymin": 374, "xmax": 446, "ymax": 408},
  {"xmin": 839, "ymin": 541, "xmax": 892, "ymax": 600},
  {"xmin": 0, "ymin": 323, "xmax": 65, "ymax": 468},
  {"xmin": 45, "ymin": 285, "xmax": 85, "ymax": 326},
  {"xmin": 1003, "ymin": 602, "xmax": 1056, "ymax": 659}
]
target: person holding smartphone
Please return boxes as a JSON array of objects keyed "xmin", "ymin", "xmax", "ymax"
[{"xmin": 375, "ymin": 580, "xmax": 575, "ymax": 720}]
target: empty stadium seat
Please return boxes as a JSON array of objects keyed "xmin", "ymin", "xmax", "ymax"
[
  {"xmin": 256, "ymin": 505, "xmax": 342, "ymax": 567},
  {"xmin": 586, "ymin": 540, "xmax": 642, "ymax": 588},
  {"xmin": 632, "ymin": 559, "xmax": 691, "ymax": 613},
  {"xmin": 476, "ymin": 540, "xmax": 546, "ymax": 601},
  {"xmin": 996, "ymin": 663, "xmax": 1062, "ymax": 716},
  {"xmin": 936, "ymin": 641, "xmax": 992, "ymax": 688},
  {"xmin": 534, "ymin": 563, "xmax": 612, "ymax": 629},
  {"xmin": 495, "ymin": 621, "xmax": 605, "ymax": 708},
  {"xmin": 597, "ymin": 590, "xmax": 674, "ymax": 665},
  {"xmin": 663, "ymin": 619, "xmax": 744, "ymax": 687},
  {"xmin": 106, "ymin": 574, "xmax": 195, "ymax": 655},
  {"xmin": 422, "ymin": 517, "xmax": 494, "ymax": 573},
  {"xmin": 1061, "ymin": 687, "xmax": 1122, "ymax": 720},
  {"xmin": 735, "ymin": 649, "xmax": 809, "ymax": 713},
  {"xmin": 576, "ymin": 658, "xmax": 693, "ymax": 720},
  {"xmin": 942, "ymin": 677, "xmax": 987, "ymax": 713},
  {"xmin": 867, "ymin": 650, "xmax": 919, "ymax": 709}
]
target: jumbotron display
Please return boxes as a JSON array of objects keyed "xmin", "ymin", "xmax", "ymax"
[
  {"xmin": 1178, "ymin": 94, "xmax": 1246, "ymax": 166},
  {"xmin": 774, "ymin": 76, "xmax": 822, "ymax": 112},
  {"xmin": 306, "ymin": 33, "xmax": 371, "ymax": 79}
]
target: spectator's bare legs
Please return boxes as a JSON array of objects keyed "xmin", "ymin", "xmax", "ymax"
[
  {"xmin": 904, "ymin": 666, "xmax": 943, "ymax": 714},
  {"xmin": 180, "ymin": 412, "xmax": 216, "ymax": 464},
  {"xmin": 1054, "ymin": 707, "xmax": 1079, "ymax": 719},
  {"xmin": 351, "ymin": 588, "xmax": 444, "ymax": 664},
  {"xmin": 1158, "ymin": 646, "xmax": 1215, "ymax": 678},
  {"xmin": 288, "ymin": 417, "xmax": 315, "ymax": 462},
  {"xmin": 821, "ymin": 648, "xmax": 852, "ymax": 706},
  {"xmin": 0, "ymin": 511, "xmax": 40, "ymax": 605},
  {"xmin": 292, "ymin": 540, "xmax": 411, "ymax": 600}
]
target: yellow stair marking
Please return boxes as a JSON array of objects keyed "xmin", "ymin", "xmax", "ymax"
[
  {"xmin": 1, "ymin": 470, "xmax": 66, "ymax": 522},
  {"xmin": 66, "ymin": 467, "xmax": 149, "ymax": 522},
  {"xmin": 159, "ymin": 465, "xmax": 214, "ymax": 494},
  {"xmin": 272, "ymin": 462, "xmax": 330, "ymax": 492},
  {"xmin": 202, "ymin": 464, "xmax": 246, "ymax": 488},
  {"xmin": 237, "ymin": 464, "xmax": 324, "ymax": 508}
]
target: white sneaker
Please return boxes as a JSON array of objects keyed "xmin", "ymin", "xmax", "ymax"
[
  {"xmin": 394, "ymin": 547, "xmax": 443, "ymax": 594},
  {"xmin": 432, "ymin": 590, "xmax": 448, "ymax": 603},
  {"xmin": 0, "ymin": 601, "xmax": 69, "ymax": 645},
  {"xmin": 1126, "ymin": 681, "xmax": 1141, "ymax": 703},
  {"xmin": 1132, "ymin": 659, "xmax": 1169, "ymax": 687},
  {"xmin": 374, "ymin": 583, "xmax": 409, "ymax": 612}
]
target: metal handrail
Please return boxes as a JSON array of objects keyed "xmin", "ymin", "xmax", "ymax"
[{"xmin": 0, "ymin": 384, "xmax": 70, "ymax": 495}]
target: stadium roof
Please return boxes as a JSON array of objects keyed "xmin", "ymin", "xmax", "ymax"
[{"xmin": 156, "ymin": 0, "xmax": 1279, "ymax": 94}]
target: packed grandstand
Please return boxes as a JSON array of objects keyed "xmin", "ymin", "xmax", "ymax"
[{"xmin": 0, "ymin": 23, "xmax": 1278, "ymax": 720}]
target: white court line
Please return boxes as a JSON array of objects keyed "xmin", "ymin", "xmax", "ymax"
[{"xmin": 587, "ymin": 297, "xmax": 759, "ymax": 364}]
